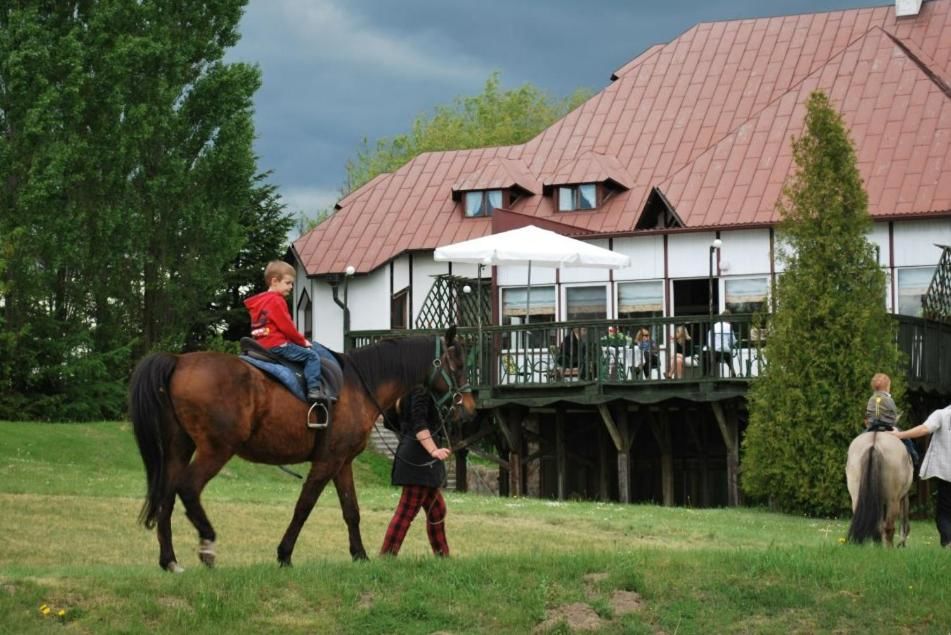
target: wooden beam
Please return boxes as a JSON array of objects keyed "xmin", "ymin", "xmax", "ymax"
[
  {"xmin": 454, "ymin": 448, "xmax": 468, "ymax": 493},
  {"xmin": 649, "ymin": 412, "xmax": 674, "ymax": 507},
  {"xmin": 711, "ymin": 401, "xmax": 739, "ymax": 506},
  {"xmin": 453, "ymin": 425, "xmax": 495, "ymax": 452},
  {"xmin": 598, "ymin": 403, "xmax": 626, "ymax": 451},
  {"xmin": 468, "ymin": 445, "xmax": 508, "ymax": 469},
  {"xmin": 556, "ymin": 408, "xmax": 566, "ymax": 501}
]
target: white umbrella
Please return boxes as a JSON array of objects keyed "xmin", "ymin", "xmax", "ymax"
[{"xmin": 434, "ymin": 225, "xmax": 630, "ymax": 340}]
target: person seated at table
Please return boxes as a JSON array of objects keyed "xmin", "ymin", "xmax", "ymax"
[
  {"xmin": 556, "ymin": 327, "xmax": 589, "ymax": 379},
  {"xmin": 704, "ymin": 310, "xmax": 737, "ymax": 377},
  {"xmin": 634, "ymin": 327, "xmax": 661, "ymax": 379},
  {"xmin": 601, "ymin": 325, "xmax": 630, "ymax": 346},
  {"xmin": 667, "ymin": 325, "xmax": 696, "ymax": 379}
]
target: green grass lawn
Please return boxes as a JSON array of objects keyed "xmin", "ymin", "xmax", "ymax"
[{"xmin": 1, "ymin": 421, "xmax": 949, "ymax": 634}]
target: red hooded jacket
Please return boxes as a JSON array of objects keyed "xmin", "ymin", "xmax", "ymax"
[{"xmin": 243, "ymin": 291, "xmax": 307, "ymax": 349}]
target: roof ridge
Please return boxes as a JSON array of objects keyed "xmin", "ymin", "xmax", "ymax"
[
  {"xmin": 881, "ymin": 28, "xmax": 951, "ymax": 97},
  {"xmin": 657, "ymin": 22, "xmax": 898, "ymax": 199}
]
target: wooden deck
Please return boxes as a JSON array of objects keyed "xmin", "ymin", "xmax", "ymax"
[{"xmin": 348, "ymin": 315, "xmax": 951, "ymax": 507}]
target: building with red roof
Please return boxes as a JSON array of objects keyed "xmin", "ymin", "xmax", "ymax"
[
  {"xmin": 292, "ymin": 0, "xmax": 949, "ymax": 351},
  {"xmin": 287, "ymin": 0, "xmax": 951, "ymax": 505}
]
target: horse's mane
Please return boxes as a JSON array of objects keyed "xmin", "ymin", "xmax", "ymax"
[{"xmin": 344, "ymin": 336, "xmax": 436, "ymax": 389}]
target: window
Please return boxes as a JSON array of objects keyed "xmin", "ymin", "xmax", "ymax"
[
  {"xmin": 565, "ymin": 285, "xmax": 607, "ymax": 321},
  {"xmin": 296, "ymin": 289, "xmax": 313, "ymax": 339},
  {"xmin": 897, "ymin": 267, "xmax": 935, "ymax": 317},
  {"xmin": 501, "ymin": 286, "xmax": 555, "ymax": 348},
  {"xmin": 724, "ymin": 277, "xmax": 769, "ymax": 315},
  {"xmin": 618, "ymin": 281, "xmax": 664, "ymax": 340},
  {"xmin": 557, "ymin": 184, "xmax": 597, "ymax": 211},
  {"xmin": 391, "ymin": 288, "xmax": 409, "ymax": 329},
  {"xmin": 464, "ymin": 189, "xmax": 503, "ymax": 217}
]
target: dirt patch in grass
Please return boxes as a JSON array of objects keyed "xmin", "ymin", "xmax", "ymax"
[
  {"xmin": 534, "ymin": 602, "xmax": 605, "ymax": 632},
  {"xmin": 610, "ymin": 590, "xmax": 643, "ymax": 616},
  {"xmin": 357, "ymin": 591, "xmax": 374, "ymax": 609},
  {"xmin": 156, "ymin": 596, "xmax": 192, "ymax": 612}
]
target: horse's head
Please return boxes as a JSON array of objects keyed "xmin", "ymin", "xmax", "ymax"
[{"xmin": 426, "ymin": 325, "xmax": 477, "ymax": 424}]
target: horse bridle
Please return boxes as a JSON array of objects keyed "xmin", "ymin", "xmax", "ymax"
[{"xmin": 425, "ymin": 335, "xmax": 473, "ymax": 426}]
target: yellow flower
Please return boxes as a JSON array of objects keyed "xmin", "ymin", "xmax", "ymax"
[
  {"xmin": 58, "ymin": 610, "xmax": 66, "ymax": 618},
  {"xmin": 40, "ymin": 606, "xmax": 51, "ymax": 615},
  {"xmin": 837, "ymin": 537, "xmax": 846, "ymax": 544}
]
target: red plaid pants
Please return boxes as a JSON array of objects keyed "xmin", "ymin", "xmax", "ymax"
[{"xmin": 380, "ymin": 484, "xmax": 449, "ymax": 556}]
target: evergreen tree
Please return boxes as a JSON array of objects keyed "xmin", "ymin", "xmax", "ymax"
[
  {"xmin": 0, "ymin": 1, "xmax": 282, "ymax": 420},
  {"xmin": 342, "ymin": 72, "xmax": 592, "ymax": 196},
  {"xmin": 741, "ymin": 92, "xmax": 903, "ymax": 516}
]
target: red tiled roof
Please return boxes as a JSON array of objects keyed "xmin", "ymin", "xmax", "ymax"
[
  {"xmin": 451, "ymin": 157, "xmax": 541, "ymax": 196},
  {"xmin": 544, "ymin": 150, "xmax": 635, "ymax": 190},
  {"xmin": 296, "ymin": 0, "xmax": 951, "ymax": 275}
]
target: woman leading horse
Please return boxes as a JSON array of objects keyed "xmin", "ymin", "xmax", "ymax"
[{"xmin": 129, "ymin": 326, "xmax": 475, "ymax": 572}]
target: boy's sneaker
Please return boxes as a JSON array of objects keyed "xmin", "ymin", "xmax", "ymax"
[{"xmin": 307, "ymin": 388, "xmax": 326, "ymax": 402}]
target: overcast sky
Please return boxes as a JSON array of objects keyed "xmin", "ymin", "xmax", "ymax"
[{"xmin": 228, "ymin": 0, "xmax": 881, "ymax": 222}]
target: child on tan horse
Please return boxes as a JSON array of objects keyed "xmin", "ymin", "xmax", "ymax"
[{"xmin": 864, "ymin": 373, "xmax": 919, "ymax": 469}]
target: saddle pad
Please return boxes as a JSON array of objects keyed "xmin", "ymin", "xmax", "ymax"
[{"xmin": 240, "ymin": 356, "xmax": 307, "ymax": 401}]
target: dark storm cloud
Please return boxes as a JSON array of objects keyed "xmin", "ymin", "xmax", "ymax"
[{"xmin": 228, "ymin": 0, "xmax": 880, "ymax": 219}]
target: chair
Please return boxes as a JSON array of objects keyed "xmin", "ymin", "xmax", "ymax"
[
  {"xmin": 500, "ymin": 354, "xmax": 531, "ymax": 384},
  {"xmin": 547, "ymin": 345, "xmax": 580, "ymax": 382}
]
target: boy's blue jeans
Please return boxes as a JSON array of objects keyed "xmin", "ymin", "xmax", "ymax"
[{"xmin": 270, "ymin": 342, "xmax": 335, "ymax": 392}]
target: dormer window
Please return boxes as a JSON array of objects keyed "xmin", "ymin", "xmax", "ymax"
[
  {"xmin": 465, "ymin": 189, "xmax": 503, "ymax": 217},
  {"xmin": 558, "ymin": 184, "xmax": 597, "ymax": 211}
]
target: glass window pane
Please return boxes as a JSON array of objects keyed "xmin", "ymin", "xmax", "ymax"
[
  {"xmin": 487, "ymin": 189, "xmax": 503, "ymax": 211},
  {"xmin": 578, "ymin": 184, "xmax": 597, "ymax": 209},
  {"xmin": 558, "ymin": 187, "xmax": 574, "ymax": 211},
  {"xmin": 724, "ymin": 277, "xmax": 769, "ymax": 314},
  {"xmin": 465, "ymin": 191, "xmax": 485, "ymax": 217},
  {"xmin": 566, "ymin": 285, "xmax": 607, "ymax": 321},
  {"xmin": 897, "ymin": 267, "xmax": 935, "ymax": 317},
  {"xmin": 618, "ymin": 281, "xmax": 664, "ymax": 313},
  {"xmin": 502, "ymin": 286, "xmax": 556, "ymax": 318}
]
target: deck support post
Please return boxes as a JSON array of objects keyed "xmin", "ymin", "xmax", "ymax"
[
  {"xmin": 496, "ymin": 407, "xmax": 526, "ymax": 497},
  {"xmin": 649, "ymin": 412, "xmax": 674, "ymax": 506},
  {"xmin": 712, "ymin": 401, "xmax": 740, "ymax": 506},
  {"xmin": 454, "ymin": 448, "xmax": 468, "ymax": 493},
  {"xmin": 598, "ymin": 404, "xmax": 635, "ymax": 503},
  {"xmin": 555, "ymin": 408, "xmax": 567, "ymax": 500}
]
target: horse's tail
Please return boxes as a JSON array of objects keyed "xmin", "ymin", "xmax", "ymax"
[
  {"xmin": 129, "ymin": 352, "xmax": 179, "ymax": 529},
  {"xmin": 847, "ymin": 443, "xmax": 884, "ymax": 544}
]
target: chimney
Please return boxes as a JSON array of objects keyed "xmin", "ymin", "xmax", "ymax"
[{"xmin": 895, "ymin": 0, "xmax": 923, "ymax": 16}]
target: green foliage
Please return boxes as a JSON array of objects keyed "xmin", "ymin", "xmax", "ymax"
[
  {"xmin": 741, "ymin": 92, "xmax": 904, "ymax": 516},
  {"xmin": 0, "ymin": 1, "xmax": 290, "ymax": 420},
  {"xmin": 343, "ymin": 71, "xmax": 593, "ymax": 196}
]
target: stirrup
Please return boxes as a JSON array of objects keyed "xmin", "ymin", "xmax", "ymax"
[{"xmin": 307, "ymin": 400, "xmax": 330, "ymax": 429}]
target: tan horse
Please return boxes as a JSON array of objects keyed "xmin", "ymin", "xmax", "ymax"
[{"xmin": 845, "ymin": 430, "xmax": 913, "ymax": 546}]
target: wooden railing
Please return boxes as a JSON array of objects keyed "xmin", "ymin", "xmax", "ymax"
[
  {"xmin": 349, "ymin": 314, "xmax": 951, "ymax": 395},
  {"xmin": 349, "ymin": 314, "xmax": 768, "ymax": 390}
]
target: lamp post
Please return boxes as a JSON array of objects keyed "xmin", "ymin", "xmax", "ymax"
[
  {"xmin": 708, "ymin": 238, "xmax": 722, "ymax": 375},
  {"xmin": 343, "ymin": 264, "xmax": 355, "ymax": 338}
]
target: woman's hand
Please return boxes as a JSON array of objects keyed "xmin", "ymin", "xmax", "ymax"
[{"xmin": 431, "ymin": 448, "xmax": 451, "ymax": 461}]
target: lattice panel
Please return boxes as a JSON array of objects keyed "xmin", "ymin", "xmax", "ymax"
[
  {"xmin": 415, "ymin": 274, "xmax": 491, "ymax": 329},
  {"xmin": 923, "ymin": 244, "xmax": 951, "ymax": 323}
]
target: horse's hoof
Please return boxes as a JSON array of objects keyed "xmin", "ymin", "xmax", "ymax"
[
  {"xmin": 278, "ymin": 558, "xmax": 292, "ymax": 568},
  {"xmin": 198, "ymin": 539, "xmax": 216, "ymax": 568},
  {"xmin": 352, "ymin": 551, "xmax": 369, "ymax": 561},
  {"xmin": 165, "ymin": 561, "xmax": 185, "ymax": 574}
]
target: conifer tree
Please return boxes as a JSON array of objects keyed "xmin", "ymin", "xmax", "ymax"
[{"xmin": 741, "ymin": 91, "xmax": 903, "ymax": 516}]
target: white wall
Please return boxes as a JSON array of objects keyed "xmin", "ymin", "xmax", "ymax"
[
  {"xmin": 348, "ymin": 268, "xmax": 390, "ymax": 332},
  {"xmin": 614, "ymin": 235, "xmax": 664, "ymax": 280},
  {"xmin": 893, "ymin": 219, "xmax": 951, "ymax": 267},
  {"xmin": 559, "ymin": 238, "xmax": 613, "ymax": 283},
  {"xmin": 667, "ymin": 232, "xmax": 718, "ymax": 278},
  {"xmin": 719, "ymin": 229, "xmax": 770, "ymax": 276},
  {"xmin": 392, "ymin": 255, "xmax": 410, "ymax": 292},
  {"xmin": 311, "ymin": 279, "xmax": 345, "ymax": 351}
]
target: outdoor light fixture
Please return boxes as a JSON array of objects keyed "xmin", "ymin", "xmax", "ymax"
[{"xmin": 708, "ymin": 238, "xmax": 722, "ymax": 375}]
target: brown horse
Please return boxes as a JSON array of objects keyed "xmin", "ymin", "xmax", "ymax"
[
  {"xmin": 129, "ymin": 326, "xmax": 475, "ymax": 572},
  {"xmin": 846, "ymin": 429, "xmax": 914, "ymax": 547}
]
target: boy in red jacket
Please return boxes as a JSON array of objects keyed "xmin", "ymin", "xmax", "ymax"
[{"xmin": 244, "ymin": 260, "xmax": 334, "ymax": 402}]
